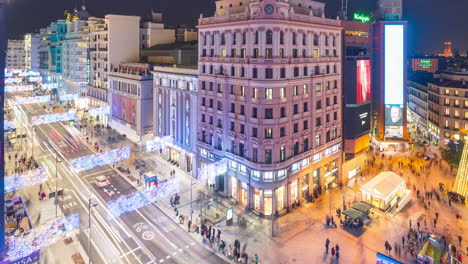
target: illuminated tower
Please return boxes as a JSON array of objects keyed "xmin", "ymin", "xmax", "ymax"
[
  {"xmin": 444, "ymin": 41, "xmax": 452, "ymax": 57},
  {"xmin": 372, "ymin": 0, "xmax": 409, "ymax": 150},
  {"xmin": 453, "ymin": 141, "xmax": 468, "ymax": 202}
]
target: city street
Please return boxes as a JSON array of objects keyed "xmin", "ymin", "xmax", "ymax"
[{"xmin": 7, "ymin": 96, "xmax": 227, "ymax": 264}]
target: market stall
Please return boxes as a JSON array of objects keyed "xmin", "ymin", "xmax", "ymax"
[{"xmin": 360, "ymin": 172, "xmax": 411, "ymax": 212}]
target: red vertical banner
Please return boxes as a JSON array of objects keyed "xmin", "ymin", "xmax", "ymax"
[{"xmin": 356, "ymin": 60, "xmax": 371, "ymax": 104}]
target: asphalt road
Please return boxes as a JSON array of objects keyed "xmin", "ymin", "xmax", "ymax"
[{"xmin": 11, "ymin": 98, "xmax": 227, "ymax": 264}]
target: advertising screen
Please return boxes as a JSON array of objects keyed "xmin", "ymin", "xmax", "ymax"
[
  {"xmin": 384, "ymin": 25, "xmax": 404, "ymax": 105},
  {"xmin": 344, "ymin": 104, "xmax": 371, "ymax": 139},
  {"xmin": 356, "ymin": 60, "xmax": 371, "ymax": 104},
  {"xmin": 385, "ymin": 104, "xmax": 403, "ymax": 138},
  {"xmin": 376, "ymin": 253, "xmax": 403, "ymax": 264}
]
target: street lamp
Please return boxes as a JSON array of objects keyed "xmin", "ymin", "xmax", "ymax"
[
  {"xmin": 55, "ymin": 155, "xmax": 62, "ymax": 218},
  {"xmin": 88, "ymin": 198, "xmax": 98, "ymax": 264}
]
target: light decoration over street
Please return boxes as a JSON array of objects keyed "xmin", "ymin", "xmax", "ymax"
[
  {"xmin": 107, "ymin": 179, "xmax": 179, "ymax": 219},
  {"xmin": 42, "ymin": 83, "xmax": 59, "ymax": 89},
  {"xmin": 5, "ymin": 77, "xmax": 23, "ymax": 84},
  {"xmin": 198, "ymin": 158, "xmax": 228, "ymax": 181},
  {"xmin": 15, "ymin": 95, "xmax": 51, "ymax": 105},
  {"xmin": 88, "ymin": 106, "xmax": 110, "ymax": 117},
  {"xmin": 146, "ymin": 136, "xmax": 174, "ymax": 152},
  {"xmin": 59, "ymin": 94, "xmax": 78, "ymax": 102},
  {"xmin": 5, "ymin": 214, "xmax": 80, "ymax": 262},
  {"xmin": 5, "ymin": 167, "xmax": 49, "ymax": 193},
  {"xmin": 28, "ymin": 76, "xmax": 42, "ymax": 82},
  {"xmin": 453, "ymin": 139, "xmax": 468, "ymax": 200},
  {"xmin": 4, "ymin": 120, "xmax": 15, "ymax": 131},
  {"xmin": 5, "ymin": 84, "xmax": 34, "ymax": 92},
  {"xmin": 19, "ymin": 70, "xmax": 40, "ymax": 77},
  {"xmin": 70, "ymin": 146, "xmax": 131, "ymax": 172},
  {"xmin": 31, "ymin": 111, "xmax": 76, "ymax": 125}
]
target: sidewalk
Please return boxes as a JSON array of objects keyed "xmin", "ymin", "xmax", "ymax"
[
  {"xmin": 17, "ymin": 176, "xmax": 89, "ymax": 264},
  {"xmin": 74, "ymin": 124, "xmax": 468, "ymax": 263}
]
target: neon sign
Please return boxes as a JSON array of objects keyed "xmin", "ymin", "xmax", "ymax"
[
  {"xmin": 107, "ymin": 179, "xmax": 179, "ymax": 219},
  {"xmin": 5, "ymin": 167, "xmax": 49, "ymax": 193},
  {"xmin": 31, "ymin": 111, "xmax": 76, "ymax": 125},
  {"xmin": 5, "ymin": 214, "xmax": 80, "ymax": 262},
  {"xmin": 70, "ymin": 146, "xmax": 131, "ymax": 172},
  {"xmin": 353, "ymin": 13, "xmax": 370, "ymax": 23},
  {"xmin": 419, "ymin": 60, "xmax": 432, "ymax": 69}
]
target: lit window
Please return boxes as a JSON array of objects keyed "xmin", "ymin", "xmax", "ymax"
[
  {"xmin": 303, "ymin": 84, "xmax": 308, "ymax": 95},
  {"xmin": 293, "ymin": 86, "xmax": 298, "ymax": 96},
  {"xmin": 264, "ymin": 171, "xmax": 273, "ymax": 181},
  {"xmin": 291, "ymin": 162, "xmax": 300, "ymax": 173},
  {"xmin": 252, "ymin": 170, "xmax": 260, "ymax": 179},
  {"xmin": 278, "ymin": 170, "xmax": 287, "ymax": 179},
  {"xmin": 265, "ymin": 88, "xmax": 273, "ymax": 99},
  {"xmin": 280, "ymin": 88, "xmax": 286, "ymax": 99},
  {"xmin": 240, "ymin": 86, "xmax": 245, "ymax": 96},
  {"xmin": 252, "ymin": 88, "xmax": 258, "ymax": 99},
  {"xmin": 265, "ymin": 128, "xmax": 273, "ymax": 138},
  {"xmin": 315, "ymin": 83, "xmax": 322, "ymax": 92}
]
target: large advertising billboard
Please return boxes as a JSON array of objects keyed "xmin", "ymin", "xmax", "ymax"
[
  {"xmin": 356, "ymin": 60, "xmax": 371, "ymax": 104},
  {"xmin": 385, "ymin": 104, "xmax": 403, "ymax": 138},
  {"xmin": 345, "ymin": 104, "xmax": 371, "ymax": 139},
  {"xmin": 384, "ymin": 24, "xmax": 404, "ymax": 105},
  {"xmin": 384, "ymin": 24, "xmax": 404, "ymax": 138}
]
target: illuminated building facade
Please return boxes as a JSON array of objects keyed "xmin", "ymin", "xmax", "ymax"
[
  {"xmin": 62, "ymin": 5, "xmax": 90, "ymax": 97},
  {"xmin": 197, "ymin": 0, "xmax": 343, "ymax": 216},
  {"xmin": 152, "ymin": 66, "xmax": 198, "ymax": 173},
  {"xmin": 6, "ymin": 39, "xmax": 26, "ymax": 70},
  {"xmin": 411, "ymin": 58, "xmax": 440, "ymax": 73},
  {"xmin": 87, "ymin": 15, "xmax": 141, "ymax": 107},
  {"xmin": 372, "ymin": 0, "xmax": 408, "ymax": 150},
  {"xmin": 407, "ymin": 72, "xmax": 431, "ymax": 142},
  {"xmin": 341, "ymin": 20, "xmax": 372, "ymax": 185},
  {"xmin": 427, "ymin": 70, "xmax": 468, "ymax": 145},
  {"xmin": 108, "ymin": 63, "xmax": 153, "ymax": 140},
  {"xmin": 444, "ymin": 41, "xmax": 452, "ymax": 57}
]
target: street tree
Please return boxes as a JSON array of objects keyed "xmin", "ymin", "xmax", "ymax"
[{"xmin": 441, "ymin": 140, "xmax": 465, "ymax": 170}]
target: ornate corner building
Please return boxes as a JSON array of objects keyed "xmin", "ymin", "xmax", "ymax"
[{"xmin": 196, "ymin": 0, "xmax": 343, "ymax": 216}]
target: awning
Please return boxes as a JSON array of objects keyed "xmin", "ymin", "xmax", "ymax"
[
  {"xmin": 342, "ymin": 208, "xmax": 364, "ymax": 220},
  {"xmin": 352, "ymin": 202, "xmax": 372, "ymax": 214}
]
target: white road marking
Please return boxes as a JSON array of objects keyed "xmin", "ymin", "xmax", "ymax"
[{"xmin": 159, "ymin": 259, "xmax": 164, "ymax": 263}]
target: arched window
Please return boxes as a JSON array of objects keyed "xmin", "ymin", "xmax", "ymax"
[
  {"xmin": 313, "ymin": 34, "xmax": 319, "ymax": 46},
  {"xmin": 221, "ymin": 33, "xmax": 226, "ymax": 45},
  {"xmin": 266, "ymin": 30, "xmax": 273, "ymax": 45},
  {"xmin": 280, "ymin": 31, "xmax": 284, "ymax": 44},
  {"xmin": 211, "ymin": 34, "xmax": 215, "ymax": 45},
  {"xmin": 203, "ymin": 34, "xmax": 207, "ymax": 45}
]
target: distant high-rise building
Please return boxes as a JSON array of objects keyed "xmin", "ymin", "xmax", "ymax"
[
  {"xmin": 376, "ymin": 0, "xmax": 402, "ymax": 21},
  {"xmin": 444, "ymin": 41, "xmax": 453, "ymax": 57},
  {"xmin": 6, "ymin": 39, "xmax": 25, "ymax": 70}
]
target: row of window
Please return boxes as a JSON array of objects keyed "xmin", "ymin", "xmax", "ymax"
[
  {"xmin": 201, "ymin": 82, "xmax": 338, "ymax": 98},
  {"xmin": 201, "ymin": 47, "xmax": 338, "ymax": 59},
  {"xmin": 444, "ymin": 108, "xmax": 468, "ymax": 119},
  {"xmin": 441, "ymin": 98, "xmax": 468, "ymax": 108},
  {"xmin": 443, "ymin": 120, "xmax": 468, "ymax": 130},
  {"xmin": 201, "ymin": 63, "xmax": 339, "ymax": 79},
  {"xmin": 200, "ymin": 128, "xmax": 339, "ymax": 163},
  {"xmin": 201, "ymin": 111, "xmax": 339, "ymax": 137},
  {"xmin": 203, "ymin": 31, "xmax": 337, "ymax": 47}
]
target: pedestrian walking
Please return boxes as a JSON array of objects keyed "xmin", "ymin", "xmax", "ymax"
[
  {"xmin": 325, "ymin": 238, "xmax": 330, "ymax": 254},
  {"xmin": 336, "ymin": 250, "xmax": 340, "ymax": 261},
  {"xmin": 402, "ymin": 236, "xmax": 405, "ymax": 246},
  {"xmin": 458, "ymin": 235, "xmax": 462, "ymax": 246},
  {"xmin": 336, "ymin": 244, "xmax": 339, "ymax": 253},
  {"xmin": 188, "ymin": 220, "xmax": 192, "ymax": 232},
  {"xmin": 331, "ymin": 247, "xmax": 335, "ymax": 257},
  {"xmin": 417, "ymin": 221, "xmax": 421, "ymax": 231},
  {"xmin": 217, "ymin": 229, "xmax": 221, "ymax": 239}
]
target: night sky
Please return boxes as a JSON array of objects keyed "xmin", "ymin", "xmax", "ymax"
[{"xmin": 5, "ymin": 0, "xmax": 468, "ymax": 55}]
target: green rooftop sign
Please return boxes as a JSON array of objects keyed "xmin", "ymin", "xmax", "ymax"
[
  {"xmin": 353, "ymin": 13, "xmax": 370, "ymax": 23},
  {"xmin": 420, "ymin": 60, "xmax": 433, "ymax": 69}
]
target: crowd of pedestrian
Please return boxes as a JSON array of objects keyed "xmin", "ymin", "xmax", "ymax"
[{"xmin": 325, "ymin": 238, "xmax": 340, "ymax": 262}]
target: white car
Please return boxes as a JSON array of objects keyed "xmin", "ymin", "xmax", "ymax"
[{"xmin": 95, "ymin": 176, "xmax": 110, "ymax": 187}]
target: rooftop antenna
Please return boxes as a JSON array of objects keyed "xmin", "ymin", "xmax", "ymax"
[{"xmin": 340, "ymin": 0, "xmax": 348, "ymax": 20}]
